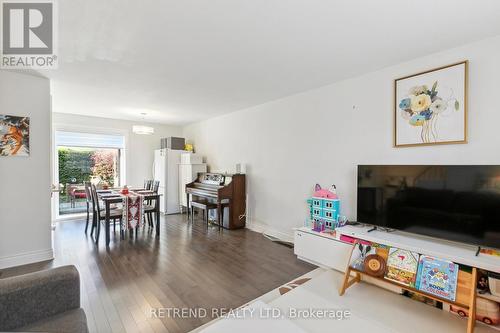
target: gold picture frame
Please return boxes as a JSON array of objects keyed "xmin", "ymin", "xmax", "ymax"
[{"xmin": 394, "ymin": 60, "xmax": 468, "ymax": 147}]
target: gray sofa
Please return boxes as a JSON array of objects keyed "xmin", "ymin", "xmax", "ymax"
[{"xmin": 0, "ymin": 265, "xmax": 88, "ymax": 332}]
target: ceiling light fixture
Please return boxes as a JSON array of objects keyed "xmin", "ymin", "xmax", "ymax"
[
  {"xmin": 132, "ymin": 125, "xmax": 154, "ymax": 135},
  {"xmin": 132, "ymin": 113, "xmax": 155, "ymax": 135}
]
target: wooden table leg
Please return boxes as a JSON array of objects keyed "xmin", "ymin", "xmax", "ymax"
[
  {"xmin": 467, "ymin": 267, "xmax": 478, "ymax": 333},
  {"xmin": 95, "ymin": 213, "xmax": 100, "ymax": 244},
  {"xmin": 105, "ymin": 201, "xmax": 110, "ymax": 246},
  {"xmin": 156, "ymin": 197, "xmax": 160, "ymax": 237}
]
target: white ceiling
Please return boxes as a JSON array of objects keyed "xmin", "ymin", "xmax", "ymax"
[{"xmin": 44, "ymin": 0, "xmax": 500, "ymax": 125}]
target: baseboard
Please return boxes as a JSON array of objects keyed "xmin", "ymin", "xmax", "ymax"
[
  {"xmin": 55, "ymin": 213, "xmax": 86, "ymax": 222},
  {"xmin": 246, "ymin": 219, "xmax": 294, "ymax": 244},
  {"xmin": 0, "ymin": 248, "xmax": 54, "ymax": 270}
]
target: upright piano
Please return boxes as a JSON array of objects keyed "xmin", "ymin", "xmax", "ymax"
[{"xmin": 185, "ymin": 173, "xmax": 246, "ymax": 229}]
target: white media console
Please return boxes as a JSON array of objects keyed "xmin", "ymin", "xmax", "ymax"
[{"xmin": 294, "ymin": 224, "xmax": 500, "ymax": 273}]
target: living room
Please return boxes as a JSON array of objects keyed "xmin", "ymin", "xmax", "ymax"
[{"xmin": 1, "ymin": 1, "xmax": 500, "ymax": 332}]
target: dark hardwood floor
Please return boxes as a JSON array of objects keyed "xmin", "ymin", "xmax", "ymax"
[{"xmin": 0, "ymin": 214, "xmax": 315, "ymax": 333}]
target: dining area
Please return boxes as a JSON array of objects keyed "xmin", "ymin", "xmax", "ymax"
[{"xmin": 82, "ymin": 180, "xmax": 161, "ymax": 247}]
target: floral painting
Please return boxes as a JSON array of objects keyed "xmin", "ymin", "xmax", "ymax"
[
  {"xmin": 0, "ymin": 115, "xmax": 30, "ymax": 156},
  {"xmin": 394, "ymin": 61, "xmax": 467, "ymax": 147}
]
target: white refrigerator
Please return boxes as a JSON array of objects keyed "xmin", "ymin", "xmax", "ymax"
[{"xmin": 153, "ymin": 148, "xmax": 184, "ymax": 214}]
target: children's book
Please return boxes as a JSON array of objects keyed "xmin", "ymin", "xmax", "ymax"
[
  {"xmin": 349, "ymin": 242, "xmax": 373, "ymax": 271},
  {"xmin": 384, "ymin": 247, "xmax": 420, "ymax": 287},
  {"xmin": 415, "ymin": 255, "xmax": 459, "ymax": 302},
  {"xmin": 349, "ymin": 242, "xmax": 389, "ymax": 272}
]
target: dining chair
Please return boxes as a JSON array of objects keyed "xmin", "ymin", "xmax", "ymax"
[
  {"xmin": 88, "ymin": 183, "xmax": 99, "ymax": 237},
  {"xmin": 146, "ymin": 181, "xmax": 160, "ymax": 227},
  {"xmin": 144, "ymin": 193, "xmax": 159, "ymax": 230},
  {"xmin": 84, "ymin": 182, "xmax": 92, "ymax": 234},
  {"xmin": 142, "ymin": 179, "xmax": 154, "ymax": 227},
  {"xmin": 92, "ymin": 184, "xmax": 123, "ymax": 244}
]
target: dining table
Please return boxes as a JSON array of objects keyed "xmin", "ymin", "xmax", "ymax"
[{"xmin": 96, "ymin": 188, "xmax": 161, "ymax": 247}]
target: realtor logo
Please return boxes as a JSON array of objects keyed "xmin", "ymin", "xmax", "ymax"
[{"xmin": 1, "ymin": 0, "xmax": 57, "ymax": 68}]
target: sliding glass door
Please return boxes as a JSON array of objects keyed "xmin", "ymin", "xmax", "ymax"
[{"xmin": 54, "ymin": 131, "xmax": 125, "ymax": 219}]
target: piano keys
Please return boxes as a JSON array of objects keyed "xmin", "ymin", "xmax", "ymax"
[{"xmin": 186, "ymin": 173, "xmax": 246, "ymax": 229}]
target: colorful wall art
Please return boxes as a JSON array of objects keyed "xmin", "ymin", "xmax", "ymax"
[
  {"xmin": 0, "ymin": 115, "xmax": 30, "ymax": 156},
  {"xmin": 394, "ymin": 61, "xmax": 467, "ymax": 147}
]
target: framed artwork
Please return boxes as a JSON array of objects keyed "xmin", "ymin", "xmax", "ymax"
[
  {"xmin": 0, "ymin": 115, "xmax": 30, "ymax": 156},
  {"xmin": 394, "ymin": 61, "xmax": 468, "ymax": 147}
]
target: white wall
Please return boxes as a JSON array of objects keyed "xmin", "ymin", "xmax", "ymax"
[
  {"xmin": 183, "ymin": 35, "xmax": 500, "ymax": 241},
  {"xmin": 0, "ymin": 71, "xmax": 52, "ymax": 269},
  {"xmin": 52, "ymin": 113, "xmax": 182, "ymax": 187}
]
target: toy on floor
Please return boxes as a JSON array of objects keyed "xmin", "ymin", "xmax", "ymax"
[{"xmin": 307, "ymin": 183, "xmax": 341, "ymax": 230}]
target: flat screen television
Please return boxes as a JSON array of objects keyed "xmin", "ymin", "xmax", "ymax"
[{"xmin": 357, "ymin": 165, "xmax": 500, "ymax": 250}]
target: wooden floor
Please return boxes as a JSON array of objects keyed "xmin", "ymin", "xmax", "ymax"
[{"xmin": 0, "ymin": 214, "xmax": 314, "ymax": 333}]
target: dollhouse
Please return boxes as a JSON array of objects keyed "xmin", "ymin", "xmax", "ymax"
[{"xmin": 307, "ymin": 184, "xmax": 340, "ymax": 229}]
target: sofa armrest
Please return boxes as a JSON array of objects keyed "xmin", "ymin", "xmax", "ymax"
[{"xmin": 0, "ymin": 265, "xmax": 81, "ymax": 331}]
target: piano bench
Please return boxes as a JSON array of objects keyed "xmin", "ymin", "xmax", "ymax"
[{"xmin": 190, "ymin": 200, "xmax": 222, "ymax": 229}]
